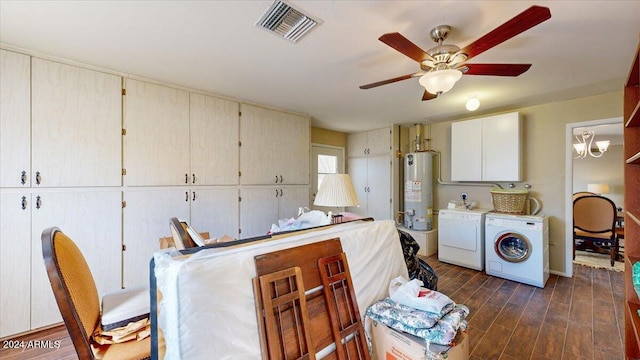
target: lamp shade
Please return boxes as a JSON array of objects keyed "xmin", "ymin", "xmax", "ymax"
[
  {"xmin": 314, "ymin": 174, "xmax": 359, "ymax": 207},
  {"xmin": 419, "ymin": 69, "xmax": 463, "ymax": 95},
  {"xmin": 587, "ymin": 183, "xmax": 610, "ymax": 194}
]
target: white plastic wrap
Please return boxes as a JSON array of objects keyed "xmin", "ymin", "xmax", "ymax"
[{"xmin": 153, "ymin": 219, "xmax": 408, "ymax": 359}]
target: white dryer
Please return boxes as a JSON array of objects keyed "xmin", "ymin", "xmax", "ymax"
[
  {"xmin": 485, "ymin": 213, "xmax": 549, "ymax": 288},
  {"xmin": 438, "ymin": 208, "xmax": 489, "ymax": 270}
]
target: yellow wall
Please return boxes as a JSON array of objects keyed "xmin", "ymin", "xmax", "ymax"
[
  {"xmin": 311, "ymin": 126, "xmax": 347, "ymax": 147},
  {"xmin": 428, "ymin": 91, "xmax": 622, "ymax": 275}
]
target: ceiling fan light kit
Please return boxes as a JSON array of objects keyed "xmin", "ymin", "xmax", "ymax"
[
  {"xmin": 419, "ymin": 68, "xmax": 462, "ymax": 95},
  {"xmin": 359, "ymin": 5, "xmax": 552, "ymax": 101}
]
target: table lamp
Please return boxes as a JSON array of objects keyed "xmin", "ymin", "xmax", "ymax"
[
  {"xmin": 313, "ymin": 173, "xmax": 359, "ymax": 223},
  {"xmin": 587, "ymin": 183, "xmax": 610, "ymax": 195}
]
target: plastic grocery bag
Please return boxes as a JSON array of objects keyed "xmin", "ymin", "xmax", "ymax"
[{"xmin": 388, "ymin": 276, "xmax": 453, "ymax": 314}]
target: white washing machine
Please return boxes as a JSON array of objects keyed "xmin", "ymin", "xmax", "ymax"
[
  {"xmin": 438, "ymin": 208, "xmax": 489, "ymax": 270},
  {"xmin": 485, "ymin": 213, "xmax": 549, "ymax": 288}
]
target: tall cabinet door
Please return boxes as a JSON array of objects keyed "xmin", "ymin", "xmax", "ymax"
[
  {"xmin": 0, "ymin": 191, "xmax": 31, "ymax": 337},
  {"xmin": 123, "ymin": 189, "xmax": 190, "ymax": 288},
  {"xmin": 278, "ymin": 113, "xmax": 310, "ymax": 185},
  {"xmin": 31, "ymin": 58, "xmax": 122, "ymax": 187},
  {"xmin": 124, "ymin": 79, "xmax": 190, "ymax": 186},
  {"xmin": 30, "ymin": 190, "xmax": 123, "ymax": 329},
  {"xmin": 0, "ymin": 50, "xmax": 31, "ymax": 188},
  {"xmin": 240, "ymin": 104, "xmax": 310, "ymax": 185},
  {"xmin": 346, "ymin": 157, "xmax": 368, "ymax": 217},
  {"xmin": 239, "ymin": 187, "xmax": 279, "ymax": 238},
  {"xmin": 190, "ymin": 94, "xmax": 239, "ymax": 185},
  {"xmin": 190, "ymin": 187, "xmax": 239, "ymax": 240},
  {"xmin": 367, "ymin": 156, "xmax": 392, "ymax": 221},
  {"xmin": 278, "ymin": 186, "xmax": 310, "ymax": 220}
]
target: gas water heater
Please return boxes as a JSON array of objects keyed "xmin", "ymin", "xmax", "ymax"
[{"xmin": 404, "ymin": 152, "xmax": 434, "ymax": 230}]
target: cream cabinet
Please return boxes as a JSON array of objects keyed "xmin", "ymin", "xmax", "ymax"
[
  {"xmin": 347, "ymin": 156, "xmax": 392, "ymax": 221},
  {"xmin": 451, "ymin": 112, "xmax": 522, "ymax": 182},
  {"xmin": 31, "ymin": 58, "xmax": 122, "ymax": 187},
  {"xmin": 123, "ymin": 189, "xmax": 190, "ymax": 287},
  {"xmin": 239, "ymin": 186, "xmax": 309, "ymax": 238},
  {"xmin": 190, "ymin": 93, "xmax": 239, "ymax": 185},
  {"xmin": 1, "ymin": 54, "xmax": 121, "ymax": 188},
  {"xmin": 124, "ymin": 79, "xmax": 190, "ymax": 186},
  {"xmin": 0, "ymin": 191, "xmax": 31, "ymax": 337},
  {"xmin": 347, "ymin": 127, "xmax": 391, "ymax": 157},
  {"xmin": 122, "ymin": 186, "xmax": 239, "ymax": 287},
  {"xmin": 189, "ymin": 186, "xmax": 240, "ymax": 240},
  {"xmin": 0, "ymin": 50, "xmax": 31, "ymax": 188},
  {"xmin": 0, "ymin": 189, "xmax": 122, "ymax": 334},
  {"xmin": 240, "ymin": 104, "xmax": 310, "ymax": 185}
]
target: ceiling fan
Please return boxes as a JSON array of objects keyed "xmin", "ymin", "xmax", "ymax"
[{"xmin": 360, "ymin": 5, "xmax": 551, "ymax": 101}]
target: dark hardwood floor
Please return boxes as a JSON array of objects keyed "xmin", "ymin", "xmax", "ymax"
[{"xmin": 0, "ymin": 254, "xmax": 624, "ymax": 360}]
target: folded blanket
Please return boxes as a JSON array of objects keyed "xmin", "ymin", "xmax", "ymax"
[{"xmin": 365, "ymin": 298, "xmax": 468, "ymax": 345}]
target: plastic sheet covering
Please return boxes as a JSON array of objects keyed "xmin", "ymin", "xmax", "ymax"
[{"xmin": 153, "ymin": 219, "xmax": 407, "ymax": 359}]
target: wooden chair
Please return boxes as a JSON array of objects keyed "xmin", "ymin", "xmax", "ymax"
[
  {"xmin": 41, "ymin": 227, "xmax": 150, "ymax": 360},
  {"xmin": 169, "ymin": 217, "xmax": 198, "ymax": 249},
  {"xmin": 573, "ymin": 195, "xmax": 618, "ymax": 266},
  {"xmin": 572, "ymin": 191, "xmax": 596, "ymax": 201}
]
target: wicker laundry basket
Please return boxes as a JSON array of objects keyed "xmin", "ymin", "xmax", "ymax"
[{"xmin": 490, "ymin": 189, "xmax": 529, "ymax": 214}]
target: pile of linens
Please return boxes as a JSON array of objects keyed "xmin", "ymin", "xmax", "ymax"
[{"xmin": 365, "ymin": 276, "xmax": 468, "ymax": 346}]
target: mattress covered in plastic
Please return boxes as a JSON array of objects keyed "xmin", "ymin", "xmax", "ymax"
[{"xmin": 153, "ymin": 219, "xmax": 408, "ymax": 359}]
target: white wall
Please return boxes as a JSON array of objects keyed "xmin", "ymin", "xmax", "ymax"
[
  {"xmin": 428, "ymin": 91, "xmax": 622, "ymax": 276},
  {"xmin": 572, "ymin": 144, "xmax": 624, "ymax": 209}
]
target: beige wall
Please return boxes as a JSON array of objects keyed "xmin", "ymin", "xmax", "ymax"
[
  {"xmin": 428, "ymin": 91, "xmax": 622, "ymax": 275},
  {"xmin": 311, "ymin": 126, "xmax": 347, "ymax": 147}
]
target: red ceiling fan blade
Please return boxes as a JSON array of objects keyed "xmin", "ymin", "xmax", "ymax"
[
  {"xmin": 379, "ymin": 32, "xmax": 431, "ymax": 63},
  {"xmin": 422, "ymin": 90, "xmax": 437, "ymax": 101},
  {"xmin": 462, "ymin": 63, "xmax": 532, "ymax": 76},
  {"xmin": 460, "ymin": 6, "xmax": 551, "ymax": 61},
  {"xmin": 359, "ymin": 73, "xmax": 421, "ymax": 89}
]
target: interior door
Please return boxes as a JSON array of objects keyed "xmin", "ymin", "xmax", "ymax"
[{"xmin": 310, "ymin": 145, "xmax": 344, "ymax": 209}]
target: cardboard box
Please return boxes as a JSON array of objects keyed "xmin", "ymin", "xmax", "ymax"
[{"xmin": 370, "ymin": 320, "xmax": 469, "ymax": 360}]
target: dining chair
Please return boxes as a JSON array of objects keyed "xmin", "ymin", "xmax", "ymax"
[
  {"xmin": 572, "ymin": 191, "xmax": 596, "ymax": 201},
  {"xmin": 41, "ymin": 227, "xmax": 150, "ymax": 360},
  {"xmin": 573, "ymin": 195, "xmax": 618, "ymax": 266}
]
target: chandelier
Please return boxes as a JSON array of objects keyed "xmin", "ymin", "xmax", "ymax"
[{"xmin": 573, "ymin": 130, "xmax": 610, "ymax": 158}]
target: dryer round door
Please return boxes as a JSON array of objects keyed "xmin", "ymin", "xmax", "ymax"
[{"xmin": 495, "ymin": 232, "xmax": 531, "ymax": 263}]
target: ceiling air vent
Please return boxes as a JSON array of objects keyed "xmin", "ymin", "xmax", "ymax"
[{"xmin": 256, "ymin": 0, "xmax": 321, "ymax": 43}]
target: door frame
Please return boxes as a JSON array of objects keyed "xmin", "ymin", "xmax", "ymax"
[
  {"xmin": 564, "ymin": 116, "xmax": 622, "ymax": 278},
  {"xmin": 310, "ymin": 143, "xmax": 345, "ymax": 210}
]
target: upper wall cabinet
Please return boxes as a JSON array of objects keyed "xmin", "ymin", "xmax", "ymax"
[
  {"xmin": 190, "ymin": 93, "xmax": 239, "ymax": 185},
  {"xmin": 31, "ymin": 58, "xmax": 122, "ymax": 187},
  {"xmin": 240, "ymin": 104, "xmax": 310, "ymax": 185},
  {"xmin": 451, "ymin": 112, "xmax": 522, "ymax": 182},
  {"xmin": 0, "ymin": 50, "xmax": 30, "ymax": 188},
  {"xmin": 348, "ymin": 127, "xmax": 391, "ymax": 157},
  {"xmin": 1, "ymin": 53, "xmax": 122, "ymax": 188},
  {"xmin": 124, "ymin": 79, "xmax": 190, "ymax": 186}
]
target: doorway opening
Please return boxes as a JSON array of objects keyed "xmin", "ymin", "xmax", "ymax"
[{"xmin": 565, "ymin": 116, "xmax": 623, "ymax": 277}]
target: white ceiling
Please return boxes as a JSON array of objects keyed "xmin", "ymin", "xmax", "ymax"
[{"xmin": 1, "ymin": 1, "xmax": 639, "ymax": 133}]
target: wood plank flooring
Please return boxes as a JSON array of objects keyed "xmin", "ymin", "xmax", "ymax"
[{"xmin": 0, "ymin": 254, "xmax": 624, "ymax": 360}]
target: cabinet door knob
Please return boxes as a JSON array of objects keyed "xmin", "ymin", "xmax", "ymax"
[
  {"xmin": 275, "ymin": 175, "xmax": 279, "ymax": 183},
  {"xmin": 279, "ymin": 189, "xmax": 283, "ymax": 197},
  {"xmin": 36, "ymin": 195, "xmax": 42, "ymax": 209},
  {"xmin": 21, "ymin": 170, "xmax": 27, "ymax": 185},
  {"xmin": 192, "ymin": 173, "xmax": 196, "ymax": 184},
  {"xmin": 279, "ymin": 175, "xmax": 283, "ymax": 183},
  {"xmin": 275, "ymin": 188, "xmax": 279, "ymax": 197},
  {"xmin": 185, "ymin": 191, "xmax": 189, "ymax": 202},
  {"xmin": 35, "ymin": 171, "xmax": 41, "ymax": 185},
  {"xmin": 21, "ymin": 196, "xmax": 27, "ymax": 210},
  {"xmin": 192, "ymin": 191, "xmax": 196, "ymax": 201},
  {"xmin": 185, "ymin": 173, "xmax": 188, "ymax": 184}
]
